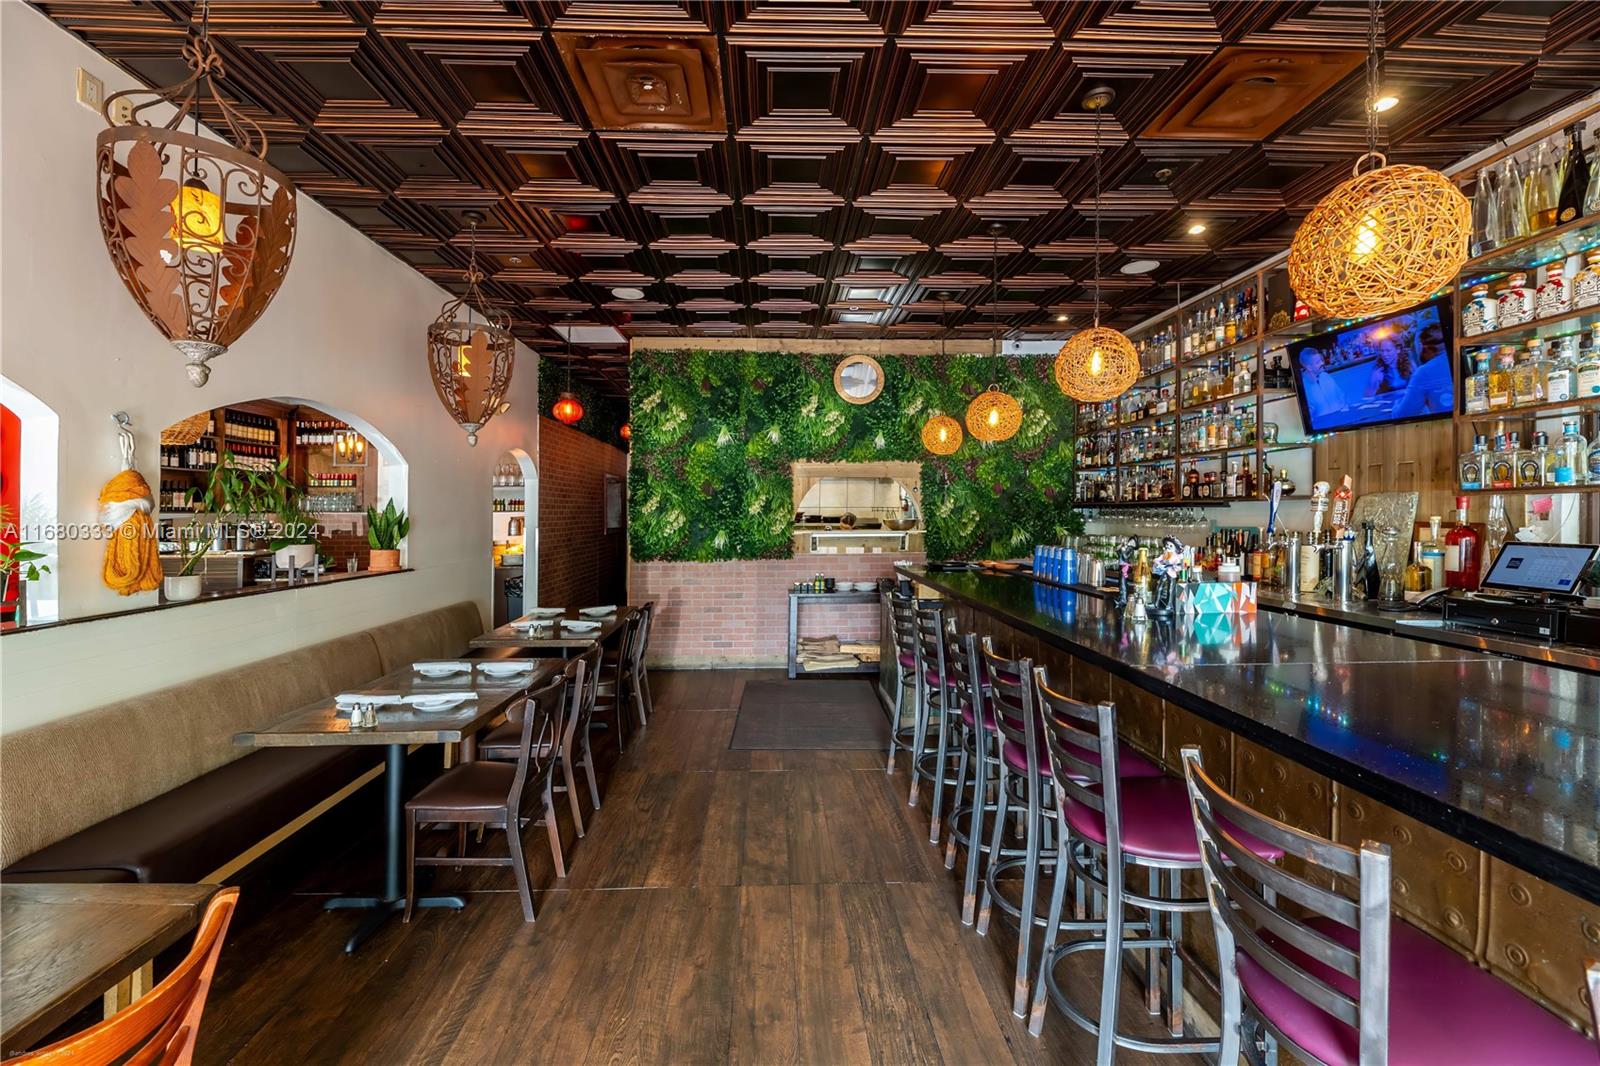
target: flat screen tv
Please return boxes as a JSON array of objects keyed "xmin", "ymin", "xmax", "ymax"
[{"xmin": 1286, "ymin": 297, "xmax": 1456, "ymax": 434}]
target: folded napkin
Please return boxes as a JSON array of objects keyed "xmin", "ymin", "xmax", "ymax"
[
  {"xmin": 413, "ymin": 661, "xmax": 471, "ymax": 673},
  {"xmin": 335, "ymin": 693, "xmax": 404, "ymax": 709},
  {"xmin": 579, "ymin": 605, "xmax": 617, "ymax": 617},
  {"xmin": 401, "ymin": 691, "xmax": 476, "ymax": 705}
]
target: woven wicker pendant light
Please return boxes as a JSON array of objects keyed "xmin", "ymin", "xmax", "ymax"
[
  {"xmin": 1055, "ymin": 88, "xmax": 1139, "ymax": 404},
  {"xmin": 965, "ymin": 228, "xmax": 1022, "ymax": 444},
  {"xmin": 922, "ymin": 292, "xmax": 964, "ymax": 455},
  {"xmin": 427, "ymin": 211, "xmax": 516, "ymax": 446},
  {"xmin": 95, "ymin": 0, "xmax": 297, "ymax": 386},
  {"xmin": 1288, "ymin": 0, "xmax": 1469, "ymax": 318}
]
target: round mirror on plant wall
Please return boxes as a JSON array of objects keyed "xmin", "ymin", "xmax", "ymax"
[
  {"xmin": 833, "ymin": 354, "xmax": 885, "ymax": 404},
  {"xmin": 156, "ymin": 399, "xmax": 404, "ymax": 598}
]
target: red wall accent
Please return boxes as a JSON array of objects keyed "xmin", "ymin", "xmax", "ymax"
[
  {"xmin": 537, "ymin": 417, "xmax": 628, "ymax": 609},
  {"xmin": 1, "ymin": 404, "xmax": 22, "ymax": 618}
]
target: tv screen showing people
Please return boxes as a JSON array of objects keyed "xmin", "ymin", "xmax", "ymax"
[{"xmin": 1287, "ymin": 298, "xmax": 1456, "ymax": 434}]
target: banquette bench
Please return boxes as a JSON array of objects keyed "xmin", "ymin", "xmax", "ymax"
[{"xmin": 0, "ymin": 602, "xmax": 484, "ymax": 885}]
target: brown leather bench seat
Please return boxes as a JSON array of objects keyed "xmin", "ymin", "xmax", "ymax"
[{"xmin": 0, "ymin": 601, "xmax": 485, "ymax": 885}]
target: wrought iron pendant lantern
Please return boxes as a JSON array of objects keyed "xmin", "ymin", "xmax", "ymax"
[{"xmin": 427, "ymin": 211, "xmax": 515, "ymax": 446}]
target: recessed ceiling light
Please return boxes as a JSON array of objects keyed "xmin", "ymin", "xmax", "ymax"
[
  {"xmin": 508, "ymin": 255, "xmax": 523, "ymax": 264},
  {"xmin": 611, "ymin": 287, "xmax": 645, "ymax": 301},
  {"xmin": 1121, "ymin": 259, "xmax": 1161, "ymax": 275},
  {"xmin": 1055, "ymin": 314, "xmax": 1069, "ymax": 322},
  {"xmin": 1186, "ymin": 222, "xmax": 1207, "ymax": 236},
  {"xmin": 1371, "ymin": 94, "xmax": 1400, "ymax": 113}
]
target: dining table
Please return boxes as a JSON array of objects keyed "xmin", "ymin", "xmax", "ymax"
[
  {"xmin": 468, "ymin": 605, "xmax": 634, "ymax": 655},
  {"xmin": 1, "ymin": 882, "xmax": 218, "ymax": 1055},
  {"xmin": 233, "ymin": 658, "xmax": 561, "ymax": 953}
]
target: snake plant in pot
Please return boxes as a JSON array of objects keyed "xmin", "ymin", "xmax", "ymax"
[{"xmin": 366, "ymin": 499, "xmax": 408, "ymax": 572}]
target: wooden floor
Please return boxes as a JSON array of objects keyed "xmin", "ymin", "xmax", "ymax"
[{"xmin": 198, "ymin": 670, "xmax": 1207, "ymax": 1065}]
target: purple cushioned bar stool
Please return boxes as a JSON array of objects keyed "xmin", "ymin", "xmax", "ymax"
[
  {"xmin": 908, "ymin": 602, "xmax": 963, "ymax": 843},
  {"xmin": 1181, "ymin": 746, "xmax": 1597, "ymax": 1066},
  {"xmin": 1027, "ymin": 670, "xmax": 1285, "ymax": 1063},
  {"xmin": 884, "ymin": 591, "xmax": 921, "ymax": 778}
]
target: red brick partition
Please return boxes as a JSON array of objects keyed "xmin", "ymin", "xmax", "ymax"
[
  {"xmin": 539, "ymin": 417, "xmax": 629, "ymax": 609},
  {"xmin": 629, "ymin": 553, "xmax": 925, "ymax": 668}
]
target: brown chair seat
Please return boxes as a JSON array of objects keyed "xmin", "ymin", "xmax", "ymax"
[
  {"xmin": 1, "ymin": 747, "xmax": 382, "ymax": 884},
  {"xmin": 408, "ymin": 760, "xmax": 516, "ymax": 815},
  {"xmin": 477, "ymin": 720, "xmax": 556, "ymax": 762}
]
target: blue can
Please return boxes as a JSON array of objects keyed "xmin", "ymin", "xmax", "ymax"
[{"xmin": 1061, "ymin": 548, "xmax": 1078, "ymax": 585}]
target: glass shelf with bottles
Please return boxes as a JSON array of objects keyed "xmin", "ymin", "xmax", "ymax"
[
  {"xmin": 1115, "ymin": 464, "xmax": 1177, "ymax": 504},
  {"xmin": 1461, "ymin": 325, "xmax": 1600, "ymax": 415},
  {"xmin": 1116, "ymin": 423, "xmax": 1175, "ymax": 465},
  {"xmin": 1456, "ymin": 413, "xmax": 1600, "ymax": 492},
  {"xmin": 1111, "ymin": 384, "xmax": 1180, "ymax": 426},
  {"xmin": 1180, "ymin": 350, "xmax": 1259, "ymax": 408},
  {"xmin": 1459, "ymin": 257, "xmax": 1600, "ymax": 344},
  {"xmin": 1177, "ymin": 455, "xmax": 1262, "ymax": 503},
  {"xmin": 1464, "ymin": 118, "xmax": 1598, "ymax": 270},
  {"xmin": 1076, "ymin": 430, "xmax": 1120, "ymax": 471},
  {"xmin": 1074, "ymin": 470, "xmax": 1118, "ymax": 506},
  {"xmin": 1180, "ymin": 401, "xmax": 1258, "ymax": 454},
  {"xmin": 1131, "ymin": 323, "xmax": 1180, "ymax": 378},
  {"xmin": 1179, "ymin": 284, "xmax": 1261, "ymax": 363}
]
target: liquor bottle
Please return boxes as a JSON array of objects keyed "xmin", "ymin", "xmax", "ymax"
[
  {"xmin": 1464, "ymin": 353, "xmax": 1491, "ymax": 414},
  {"xmin": 1535, "ymin": 430, "xmax": 1562, "ymax": 487},
  {"xmin": 1547, "ymin": 338, "xmax": 1577, "ymax": 403},
  {"xmin": 1589, "ymin": 416, "xmax": 1600, "ymax": 485},
  {"xmin": 1587, "ymin": 138, "xmax": 1600, "ymax": 215},
  {"xmin": 1511, "ymin": 339, "xmax": 1546, "ymax": 407},
  {"xmin": 1488, "ymin": 433, "xmax": 1516, "ymax": 490},
  {"xmin": 1486, "ymin": 347, "xmax": 1514, "ymax": 409},
  {"xmin": 1513, "ymin": 432, "xmax": 1542, "ymax": 488},
  {"xmin": 1420, "ymin": 516, "xmax": 1447, "ymax": 590},
  {"xmin": 1497, "ymin": 273, "xmax": 1533, "ymax": 328},
  {"xmin": 1496, "ymin": 155, "xmax": 1527, "ymax": 239},
  {"xmin": 1574, "ymin": 251, "xmax": 1600, "ymax": 310},
  {"xmin": 1404, "ymin": 541, "xmax": 1433, "ymax": 593},
  {"xmin": 1577, "ymin": 329, "xmax": 1600, "ymax": 398},
  {"xmin": 1557, "ymin": 123, "xmax": 1590, "ymax": 225},
  {"xmin": 1556, "ymin": 419, "xmax": 1588, "ymax": 486},
  {"xmin": 1471, "ymin": 166, "xmax": 1501, "ymax": 255},
  {"xmin": 1535, "ymin": 263, "xmax": 1569, "ymax": 320},
  {"xmin": 1443, "ymin": 496, "xmax": 1481, "ymax": 591},
  {"xmin": 1458, "ymin": 434, "xmax": 1488, "ymax": 491},
  {"xmin": 1525, "ymin": 137, "xmax": 1560, "ymax": 232},
  {"xmin": 1462, "ymin": 283, "xmax": 1498, "ymax": 337}
]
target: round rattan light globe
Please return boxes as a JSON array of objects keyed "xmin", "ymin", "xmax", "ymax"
[
  {"xmin": 1288, "ymin": 155, "xmax": 1470, "ymax": 319},
  {"xmin": 1054, "ymin": 327, "xmax": 1140, "ymax": 403},
  {"xmin": 965, "ymin": 387, "xmax": 1022, "ymax": 444},
  {"xmin": 921, "ymin": 413, "xmax": 963, "ymax": 455}
]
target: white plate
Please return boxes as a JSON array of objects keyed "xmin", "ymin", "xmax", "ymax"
[
  {"xmin": 561, "ymin": 620, "xmax": 602, "ymax": 633},
  {"xmin": 579, "ymin": 605, "xmax": 617, "ymax": 617},
  {"xmin": 414, "ymin": 661, "xmax": 470, "ymax": 678},
  {"xmin": 523, "ymin": 607, "xmax": 564, "ymax": 619},
  {"xmin": 476, "ymin": 662, "xmax": 535, "ymax": 679},
  {"xmin": 511, "ymin": 619, "xmax": 553, "ymax": 631},
  {"xmin": 408, "ymin": 694, "xmax": 474, "ymax": 713}
]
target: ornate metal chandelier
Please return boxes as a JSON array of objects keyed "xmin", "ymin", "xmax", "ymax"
[
  {"xmin": 1055, "ymin": 87, "xmax": 1139, "ymax": 404},
  {"xmin": 1288, "ymin": 0, "xmax": 1469, "ymax": 318},
  {"xmin": 95, "ymin": 4, "xmax": 297, "ymax": 387},
  {"xmin": 427, "ymin": 211, "xmax": 515, "ymax": 446}
]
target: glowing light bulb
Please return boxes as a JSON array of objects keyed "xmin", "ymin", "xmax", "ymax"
[
  {"xmin": 170, "ymin": 176, "xmax": 224, "ymax": 255},
  {"xmin": 456, "ymin": 344, "xmax": 472, "ymax": 377},
  {"xmin": 987, "ymin": 407, "xmax": 999, "ymax": 427},
  {"xmin": 1089, "ymin": 347, "xmax": 1104, "ymax": 376},
  {"xmin": 938, "ymin": 426, "xmax": 949, "ymax": 442},
  {"xmin": 1351, "ymin": 214, "xmax": 1381, "ymax": 259}
]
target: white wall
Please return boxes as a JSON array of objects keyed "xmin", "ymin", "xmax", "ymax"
[{"xmin": 0, "ymin": 5, "xmax": 539, "ymax": 730}]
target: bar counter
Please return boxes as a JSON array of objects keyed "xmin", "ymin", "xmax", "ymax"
[{"xmin": 897, "ymin": 566, "xmax": 1600, "ymax": 907}]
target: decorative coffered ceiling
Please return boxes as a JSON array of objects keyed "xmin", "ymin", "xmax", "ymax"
[{"xmin": 37, "ymin": 1, "xmax": 1600, "ymax": 396}]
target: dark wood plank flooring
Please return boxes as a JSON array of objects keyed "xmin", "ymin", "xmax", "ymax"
[{"xmin": 198, "ymin": 669, "xmax": 1206, "ymax": 1064}]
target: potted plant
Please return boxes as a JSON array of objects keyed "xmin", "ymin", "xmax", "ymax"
[
  {"xmin": 241, "ymin": 456, "xmax": 318, "ymax": 570},
  {"xmin": 191, "ymin": 450, "xmax": 273, "ymax": 549},
  {"xmin": 0, "ymin": 504, "xmax": 51, "ymax": 624},
  {"xmin": 365, "ymin": 499, "xmax": 408, "ymax": 572},
  {"xmin": 163, "ymin": 522, "xmax": 210, "ymax": 601}
]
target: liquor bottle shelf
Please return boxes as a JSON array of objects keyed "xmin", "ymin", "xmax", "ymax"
[
  {"xmin": 1459, "ymin": 396, "xmax": 1600, "ymax": 423},
  {"xmin": 1459, "ymin": 212, "xmax": 1600, "ymax": 280},
  {"xmin": 1458, "ymin": 303, "xmax": 1600, "ymax": 347},
  {"xmin": 1180, "ymin": 334, "xmax": 1262, "ymax": 366}
]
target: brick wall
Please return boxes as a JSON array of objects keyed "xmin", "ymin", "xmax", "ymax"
[
  {"xmin": 629, "ymin": 552, "xmax": 925, "ymax": 668},
  {"xmin": 538, "ymin": 417, "xmax": 629, "ymax": 609}
]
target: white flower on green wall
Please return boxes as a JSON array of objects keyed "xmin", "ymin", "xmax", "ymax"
[
  {"xmin": 716, "ymin": 426, "xmax": 734, "ymax": 446},
  {"xmin": 800, "ymin": 394, "xmax": 819, "ymax": 418},
  {"xmin": 873, "ymin": 431, "xmax": 886, "ymax": 450},
  {"xmin": 712, "ymin": 530, "xmax": 728, "ymax": 551},
  {"xmin": 767, "ymin": 425, "xmax": 782, "ymax": 444},
  {"xmin": 636, "ymin": 389, "xmax": 664, "ymax": 413}
]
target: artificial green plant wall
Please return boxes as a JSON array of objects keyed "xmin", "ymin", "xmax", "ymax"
[{"xmin": 629, "ymin": 349, "xmax": 1080, "ymax": 562}]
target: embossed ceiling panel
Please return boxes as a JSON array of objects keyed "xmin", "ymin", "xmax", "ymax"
[{"xmin": 37, "ymin": 0, "xmax": 1600, "ymax": 396}]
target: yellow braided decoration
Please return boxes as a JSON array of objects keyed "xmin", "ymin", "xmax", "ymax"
[{"xmin": 100, "ymin": 469, "xmax": 163, "ymax": 595}]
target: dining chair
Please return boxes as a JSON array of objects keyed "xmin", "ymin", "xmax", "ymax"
[
  {"xmin": 595, "ymin": 611, "xmax": 641, "ymax": 751},
  {"xmin": 15, "ymin": 887, "xmax": 239, "ymax": 1065},
  {"xmin": 632, "ymin": 601, "xmax": 656, "ymax": 724},
  {"xmin": 1181, "ymin": 746, "xmax": 1596, "ymax": 1066},
  {"xmin": 405, "ymin": 673, "xmax": 567, "ymax": 922},
  {"xmin": 479, "ymin": 647, "xmax": 602, "ymax": 841}
]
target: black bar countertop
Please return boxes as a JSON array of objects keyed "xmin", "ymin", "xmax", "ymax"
[{"xmin": 897, "ymin": 566, "xmax": 1600, "ymax": 905}]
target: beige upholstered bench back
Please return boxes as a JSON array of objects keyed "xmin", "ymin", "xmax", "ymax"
[{"xmin": 0, "ymin": 600, "xmax": 483, "ymax": 869}]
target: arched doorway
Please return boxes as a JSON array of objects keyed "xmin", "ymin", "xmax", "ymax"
[
  {"xmin": 491, "ymin": 447, "xmax": 537, "ymax": 625},
  {"xmin": 1, "ymin": 377, "xmax": 60, "ymax": 625}
]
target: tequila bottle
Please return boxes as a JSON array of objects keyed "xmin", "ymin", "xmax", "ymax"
[
  {"xmin": 1577, "ymin": 329, "xmax": 1600, "ymax": 399},
  {"xmin": 1573, "ymin": 251, "xmax": 1600, "ymax": 310},
  {"xmin": 1486, "ymin": 347, "xmax": 1515, "ymax": 409},
  {"xmin": 1535, "ymin": 263, "xmax": 1569, "ymax": 319},
  {"xmin": 1546, "ymin": 337, "xmax": 1577, "ymax": 403},
  {"xmin": 1510, "ymin": 339, "xmax": 1546, "ymax": 407},
  {"xmin": 1488, "ymin": 433, "xmax": 1516, "ymax": 490},
  {"xmin": 1462, "ymin": 283, "xmax": 1498, "ymax": 336},
  {"xmin": 1464, "ymin": 353, "xmax": 1491, "ymax": 414},
  {"xmin": 1420, "ymin": 516, "xmax": 1447, "ymax": 590},
  {"xmin": 1513, "ymin": 432, "xmax": 1542, "ymax": 488},
  {"xmin": 1525, "ymin": 137, "xmax": 1560, "ymax": 232},
  {"xmin": 1497, "ymin": 273, "xmax": 1533, "ymax": 328},
  {"xmin": 1458, "ymin": 434, "xmax": 1488, "ymax": 491},
  {"xmin": 1537, "ymin": 431, "xmax": 1562, "ymax": 486},
  {"xmin": 1556, "ymin": 420, "xmax": 1587, "ymax": 486}
]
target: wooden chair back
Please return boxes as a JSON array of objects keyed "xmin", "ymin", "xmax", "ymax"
[
  {"xmin": 17, "ymin": 887, "xmax": 240, "ymax": 1066},
  {"xmin": 508, "ymin": 674, "xmax": 567, "ymax": 822}
]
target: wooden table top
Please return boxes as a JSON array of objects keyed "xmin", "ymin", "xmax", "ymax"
[
  {"xmin": 233, "ymin": 660, "xmax": 561, "ymax": 748},
  {"xmin": 469, "ymin": 606, "xmax": 633, "ymax": 650},
  {"xmin": 1, "ymin": 882, "xmax": 218, "ymax": 1055}
]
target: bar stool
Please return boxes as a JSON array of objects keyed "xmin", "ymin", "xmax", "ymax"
[
  {"xmin": 940, "ymin": 624, "xmax": 1007, "ymax": 925},
  {"xmin": 976, "ymin": 642, "xmax": 1167, "ymax": 1017},
  {"xmin": 909, "ymin": 601, "xmax": 963, "ymax": 841},
  {"xmin": 1026, "ymin": 670, "xmax": 1283, "ymax": 1064},
  {"xmin": 1181, "ymin": 747, "xmax": 1597, "ymax": 1066},
  {"xmin": 884, "ymin": 591, "xmax": 920, "ymax": 778}
]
